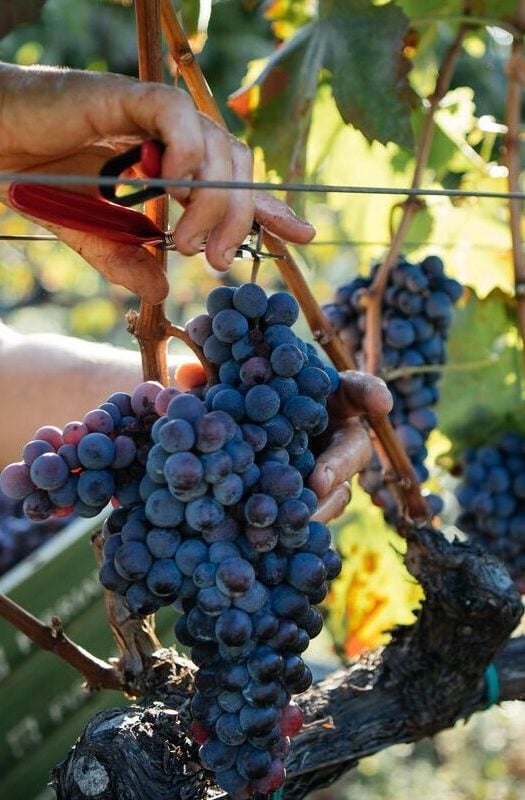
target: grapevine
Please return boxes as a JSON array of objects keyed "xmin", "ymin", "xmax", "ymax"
[
  {"xmin": 1, "ymin": 3, "xmax": 525, "ymax": 800},
  {"xmin": 1, "ymin": 283, "xmax": 343, "ymax": 796}
]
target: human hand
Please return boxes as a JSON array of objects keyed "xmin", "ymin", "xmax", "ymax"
[
  {"xmin": 0, "ymin": 64, "xmax": 315, "ymax": 303},
  {"xmin": 308, "ymin": 371, "xmax": 393, "ymax": 524}
]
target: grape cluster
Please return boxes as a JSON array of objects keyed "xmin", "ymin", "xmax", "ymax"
[
  {"xmin": 98, "ymin": 284, "xmax": 341, "ymax": 797},
  {"xmin": 0, "ymin": 382, "xmax": 179, "ymax": 522},
  {"xmin": 455, "ymin": 432, "xmax": 525, "ymax": 584},
  {"xmin": 1, "ymin": 282, "xmax": 343, "ymax": 796},
  {"xmin": 324, "ymin": 255, "xmax": 462, "ymax": 523}
]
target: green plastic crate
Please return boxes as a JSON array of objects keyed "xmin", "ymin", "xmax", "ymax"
[{"xmin": 0, "ymin": 514, "xmax": 177, "ymax": 799}]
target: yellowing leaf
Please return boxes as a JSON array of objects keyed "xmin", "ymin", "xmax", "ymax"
[{"xmin": 325, "ymin": 485, "xmax": 423, "ymax": 657}]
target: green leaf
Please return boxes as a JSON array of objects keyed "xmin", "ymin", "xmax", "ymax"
[
  {"xmin": 437, "ymin": 289, "xmax": 524, "ymax": 455},
  {"xmin": 228, "ymin": 25, "xmax": 322, "ymax": 179},
  {"xmin": 229, "ymin": 0, "xmax": 414, "ymax": 177},
  {"xmin": 320, "ymin": 0, "xmax": 415, "ymax": 149}
]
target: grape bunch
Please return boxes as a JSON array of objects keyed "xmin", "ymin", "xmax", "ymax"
[
  {"xmin": 0, "ymin": 382, "xmax": 179, "ymax": 522},
  {"xmin": 1, "ymin": 283, "xmax": 343, "ymax": 797},
  {"xmin": 324, "ymin": 255, "xmax": 462, "ymax": 524},
  {"xmin": 455, "ymin": 432, "xmax": 525, "ymax": 585},
  {"xmin": 99, "ymin": 284, "xmax": 341, "ymax": 797}
]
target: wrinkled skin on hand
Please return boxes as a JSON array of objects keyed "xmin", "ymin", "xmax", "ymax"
[
  {"xmin": 0, "ymin": 64, "xmax": 315, "ymax": 302},
  {"xmin": 309, "ymin": 371, "xmax": 393, "ymax": 523}
]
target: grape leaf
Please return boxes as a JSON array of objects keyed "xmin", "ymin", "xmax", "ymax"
[
  {"xmin": 228, "ymin": 25, "xmax": 322, "ymax": 179},
  {"xmin": 436, "ymin": 289, "xmax": 524, "ymax": 455},
  {"xmin": 324, "ymin": 485, "xmax": 423, "ymax": 658},
  {"xmin": 229, "ymin": 0, "xmax": 414, "ymax": 178},
  {"xmin": 320, "ymin": 0, "xmax": 415, "ymax": 149}
]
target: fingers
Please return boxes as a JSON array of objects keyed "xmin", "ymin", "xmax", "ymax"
[
  {"xmin": 329, "ymin": 371, "xmax": 393, "ymax": 421},
  {"xmin": 171, "ymin": 117, "xmax": 233, "ymax": 260},
  {"xmin": 147, "ymin": 92, "xmax": 313, "ymax": 263},
  {"xmin": 204, "ymin": 139, "xmax": 255, "ymax": 270},
  {"xmin": 254, "ymin": 192, "xmax": 316, "ymax": 244},
  {"xmin": 41, "ymin": 223, "xmax": 169, "ymax": 304},
  {"xmin": 311, "ymin": 481, "xmax": 351, "ymax": 525},
  {"xmin": 308, "ymin": 418, "xmax": 372, "ymax": 499}
]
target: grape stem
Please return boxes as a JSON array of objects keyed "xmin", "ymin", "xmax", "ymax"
[
  {"xmin": 504, "ymin": 5, "xmax": 525, "ymax": 368},
  {"xmin": 0, "ymin": 592, "xmax": 123, "ymax": 691},
  {"xmin": 101, "ymin": 0, "xmax": 169, "ymax": 674},
  {"xmin": 91, "ymin": 531, "xmax": 162, "ymax": 689},
  {"xmin": 134, "ymin": 0, "xmax": 170, "ymax": 387},
  {"xmin": 363, "ymin": 17, "xmax": 471, "ymax": 376},
  {"xmin": 160, "ymin": 5, "xmax": 429, "ymax": 525},
  {"xmin": 164, "ymin": 322, "xmax": 216, "ymax": 383},
  {"xmin": 160, "ymin": 0, "xmax": 224, "ymax": 126}
]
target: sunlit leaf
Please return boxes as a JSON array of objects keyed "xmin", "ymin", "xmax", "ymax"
[
  {"xmin": 229, "ymin": 0, "xmax": 414, "ymax": 178},
  {"xmin": 229, "ymin": 25, "xmax": 322, "ymax": 179},
  {"xmin": 437, "ymin": 289, "xmax": 524, "ymax": 455}
]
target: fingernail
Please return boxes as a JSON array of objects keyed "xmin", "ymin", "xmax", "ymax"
[
  {"xmin": 188, "ymin": 236, "xmax": 205, "ymax": 253},
  {"xmin": 323, "ymin": 466, "xmax": 335, "ymax": 491},
  {"xmin": 222, "ymin": 247, "xmax": 237, "ymax": 265}
]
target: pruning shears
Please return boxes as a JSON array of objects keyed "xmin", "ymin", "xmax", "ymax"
[{"xmin": 8, "ymin": 140, "xmax": 272, "ymax": 259}]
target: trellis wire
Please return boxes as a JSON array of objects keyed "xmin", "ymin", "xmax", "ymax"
[
  {"xmin": 1, "ymin": 169, "xmax": 525, "ymax": 201},
  {"xmin": 0, "ymin": 234, "xmax": 513, "ymax": 252}
]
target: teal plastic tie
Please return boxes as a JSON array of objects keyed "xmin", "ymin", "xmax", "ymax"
[
  {"xmin": 272, "ymin": 789, "xmax": 284, "ymax": 800},
  {"xmin": 484, "ymin": 663, "xmax": 500, "ymax": 709}
]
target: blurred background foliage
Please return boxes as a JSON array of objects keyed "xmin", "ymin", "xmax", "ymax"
[{"xmin": 0, "ymin": 1, "xmax": 524, "ymax": 798}]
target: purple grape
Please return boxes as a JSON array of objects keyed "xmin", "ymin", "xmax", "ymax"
[
  {"xmin": 186, "ymin": 313, "xmax": 213, "ymax": 346},
  {"xmin": 77, "ymin": 432, "xmax": 115, "ymax": 469},
  {"xmin": 145, "ymin": 488, "xmax": 184, "ymax": 527},
  {"xmin": 30, "ymin": 453, "xmax": 69, "ymax": 491},
  {"xmin": 1, "ymin": 462, "xmax": 34, "ymax": 499}
]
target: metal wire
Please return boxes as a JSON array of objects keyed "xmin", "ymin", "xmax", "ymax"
[
  {"xmin": 1, "ymin": 170, "xmax": 525, "ymax": 201},
  {"xmin": 0, "ymin": 234, "xmax": 512, "ymax": 251},
  {"xmin": 0, "ymin": 234, "xmax": 58, "ymax": 241}
]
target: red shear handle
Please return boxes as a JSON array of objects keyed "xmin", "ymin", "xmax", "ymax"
[
  {"xmin": 99, "ymin": 140, "xmax": 165, "ymax": 207},
  {"xmin": 8, "ymin": 184, "xmax": 166, "ymax": 246}
]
